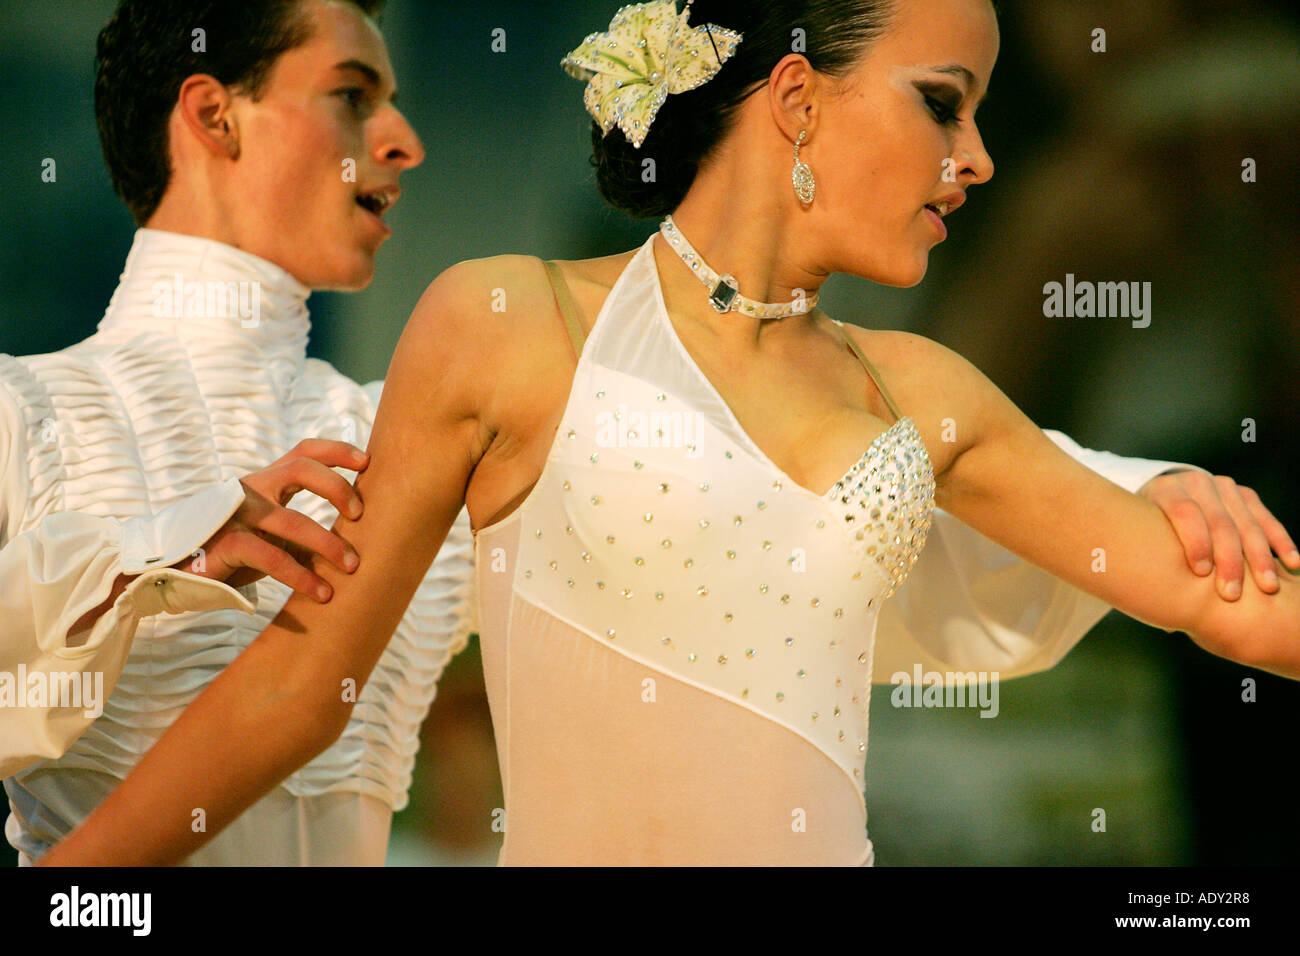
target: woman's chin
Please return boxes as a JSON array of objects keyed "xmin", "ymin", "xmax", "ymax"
[
  {"xmin": 834, "ymin": 247, "xmax": 931, "ymax": 288},
  {"xmin": 868, "ymin": 258, "xmax": 930, "ymax": 289}
]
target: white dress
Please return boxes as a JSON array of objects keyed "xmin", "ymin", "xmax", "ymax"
[
  {"xmin": 0, "ymin": 229, "xmax": 476, "ymax": 865},
  {"xmin": 472, "ymin": 236, "xmax": 1208, "ymax": 865}
]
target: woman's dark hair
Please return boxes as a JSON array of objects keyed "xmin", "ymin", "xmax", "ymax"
[
  {"xmin": 95, "ymin": 0, "xmax": 386, "ymax": 225},
  {"xmin": 589, "ymin": 0, "xmax": 898, "ymax": 219}
]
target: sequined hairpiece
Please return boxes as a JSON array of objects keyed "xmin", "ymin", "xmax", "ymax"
[{"xmin": 561, "ymin": 0, "xmax": 743, "ymax": 149}]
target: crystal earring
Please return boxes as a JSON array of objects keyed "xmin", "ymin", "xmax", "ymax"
[{"xmin": 792, "ymin": 130, "xmax": 816, "ymax": 204}]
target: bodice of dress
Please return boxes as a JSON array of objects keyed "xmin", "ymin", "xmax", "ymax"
[{"xmin": 474, "ymin": 235, "xmax": 934, "ymax": 863}]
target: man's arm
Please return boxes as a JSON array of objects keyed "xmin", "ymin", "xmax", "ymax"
[
  {"xmin": 0, "ymin": 371, "xmax": 371, "ymax": 776},
  {"xmin": 0, "ymin": 379, "xmax": 256, "ymax": 775},
  {"xmin": 872, "ymin": 428, "xmax": 1297, "ymax": 682}
]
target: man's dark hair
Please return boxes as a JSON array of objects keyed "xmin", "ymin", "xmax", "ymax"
[{"xmin": 95, "ymin": 0, "xmax": 386, "ymax": 225}]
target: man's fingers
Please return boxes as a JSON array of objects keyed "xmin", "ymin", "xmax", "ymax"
[
  {"xmin": 282, "ymin": 438, "xmax": 370, "ymax": 473},
  {"xmin": 279, "ymin": 458, "xmax": 364, "ymax": 520},
  {"xmin": 252, "ymin": 505, "xmax": 359, "ymax": 576},
  {"xmin": 233, "ymin": 530, "xmax": 333, "ymax": 603}
]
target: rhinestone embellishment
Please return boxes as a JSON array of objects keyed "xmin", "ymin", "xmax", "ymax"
[
  {"xmin": 827, "ymin": 418, "xmax": 935, "ymax": 598},
  {"xmin": 660, "ymin": 216, "xmax": 819, "ymax": 319}
]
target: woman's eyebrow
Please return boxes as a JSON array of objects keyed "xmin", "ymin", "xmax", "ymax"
[{"xmin": 927, "ymin": 63, "xmax": 989, "ymax": 106}]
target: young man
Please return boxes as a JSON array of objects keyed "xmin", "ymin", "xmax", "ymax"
[
  {"xmin": 11, "ymin": 0, "xmax": 1292, "ymax": 866},
  {"xmin": 1, "ymin": 0, "xmax": 476, "ymax": 865}
]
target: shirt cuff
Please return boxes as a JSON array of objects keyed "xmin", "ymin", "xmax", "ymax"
[
  {"xmin": 119, "ymin": 477, "xmax": 245, "ymax": 575},
  {"xmin": 1042, "ymin": 431, "xmax": 1211, "ymax": 495},
  {"xmin": 120, "ymin": 567, "xmax": 257, "ymax": 618},
  {"xmin": 56, "ymin": 567, "xmax": 256, "ymax": 661},
  {"xmin": 1128, "ymin": 463, "xmax": 1214, "ymax": 494}
]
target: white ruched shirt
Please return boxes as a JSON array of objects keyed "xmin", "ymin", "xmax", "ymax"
[
  {"xmin": 0, "ymin": 228, "xmax": 1206, "ymax": 866},
  {"xmin": 0, "ymin": 228, "xmax": 476, "ymax": 865}
]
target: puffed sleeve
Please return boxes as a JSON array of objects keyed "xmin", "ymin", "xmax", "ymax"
[
  {"xmin": 871, "ymin": 428, "xmax": 1211, "ymax": 682},
  {"xmin": 0, "ymin": 379, "xmax": 255, "ymax": 777}
]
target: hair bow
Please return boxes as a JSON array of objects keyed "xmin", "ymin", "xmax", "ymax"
[{"xmin": 562, "ymin": 1, "xmax": 743, "ymax": 149}]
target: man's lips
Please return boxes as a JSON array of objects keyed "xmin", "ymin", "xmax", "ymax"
[
  {"xmin": 357, "ymin": 202, "xmax": 393, "ymax": 237},
  {"xmin": 356, "ymin": 185, "xmax": 399, "ymax": 236},
  {"xmin": 356, "ymin": 185, "xmax": 400, "ymax": 216}
]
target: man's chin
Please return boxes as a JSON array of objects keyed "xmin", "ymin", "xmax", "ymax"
[{"xmin": 305, "ymin": 255, "xmax": 378, "ymax": 292}]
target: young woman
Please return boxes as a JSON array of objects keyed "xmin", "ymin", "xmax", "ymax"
[{"xmin": 41, "ymin": 0, "xmax": 1300, "ymax": 866}]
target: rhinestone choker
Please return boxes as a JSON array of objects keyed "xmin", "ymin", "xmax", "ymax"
[{"xmin": 659, "ymin": 216, "xmax": 819, "ymax": 319}]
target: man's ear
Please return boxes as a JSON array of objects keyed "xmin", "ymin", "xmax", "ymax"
[{"xmin": 175, "ymin": 74, "xmax": 239, "ymax": 159}]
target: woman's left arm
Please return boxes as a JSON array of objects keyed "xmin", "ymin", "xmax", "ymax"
[{"xmin": 919, "ymin": 335, "xmax": 1299, "ymax": 677}]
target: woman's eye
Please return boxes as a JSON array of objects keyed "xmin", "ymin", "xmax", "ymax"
[{"xmin": 926, "ymin": 96, "xmax": 959, "ymax": 125}]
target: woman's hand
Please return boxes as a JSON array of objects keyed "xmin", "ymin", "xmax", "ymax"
[{"xmin": 1138, "ymin": 470, "xmax": 1300, "ymax": 601}]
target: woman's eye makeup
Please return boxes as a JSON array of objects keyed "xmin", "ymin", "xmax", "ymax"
[
  {"xmin": 915, "ymin": 82, "xmax": 964, "ymax": 125},
  {"xmin": 926, "ymin": 96, "xmax": 959, "ymax": 124}
]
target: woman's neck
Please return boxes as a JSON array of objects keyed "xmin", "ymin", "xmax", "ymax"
[{"xmin": 657, "ymin": 154, "xmax": 827, "ymax": 347}]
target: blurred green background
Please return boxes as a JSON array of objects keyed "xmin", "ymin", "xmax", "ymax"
[{"xmin": 1, "ymin": 0, "xmax": 1297, "ymax": 866}]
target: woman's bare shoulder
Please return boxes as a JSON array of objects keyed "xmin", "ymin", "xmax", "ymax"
[
  {"xmin": 834, "ymin": 323, "xmax": 1004, "ymax": 470},
  {"xmin": 392, "ymin": 250, "xmax": 637, "ymax": 442},
  {"xmin": 834, "ymin": 323, "xmax": 959, "ymax": 397},
  {"xmin": 408, "ymin": 249, "xmax": 638, "ymax": 340},
  {"xmin": 836, "ymin": 322, "xmax": 936, "ymax": 364},
  {"xmin": 407, "ymin": 254, "xmax": 552, "ymax": 331},
  {"xmin": 546, "ymin": 249, "xmax": 641, "ymax": 328}
]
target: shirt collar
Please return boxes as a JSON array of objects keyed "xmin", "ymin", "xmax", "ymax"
[{"xmin": 96, "ymin": 228, "xmax": 313, "ymax": 364}]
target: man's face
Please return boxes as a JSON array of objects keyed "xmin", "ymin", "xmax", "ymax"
[{"xmin": 222, "ymin": 0, "xmax": 424, "ymax": 289}]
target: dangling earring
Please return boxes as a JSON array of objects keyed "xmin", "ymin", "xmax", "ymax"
[{"xmin": 792, "ymin": 130, "xmax": 816, "ymax": 204}]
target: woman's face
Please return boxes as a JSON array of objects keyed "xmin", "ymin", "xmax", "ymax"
[{"xmin": 812, "ymin": 0, "xmax": 999, "ymax": 287}]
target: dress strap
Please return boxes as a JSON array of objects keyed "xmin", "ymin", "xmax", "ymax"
[
  {"xmin": 543, "ymin": 260, "xmax": 587, "ymax": 361},
  {"xmin": 814, "ymin": 309, "xmax": 905, "ymax": 423}
]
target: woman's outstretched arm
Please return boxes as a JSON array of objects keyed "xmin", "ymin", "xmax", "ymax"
[
  {"xmin": 915, "ymin": 331, "xmax": 1300, "ymax": 675},
  {"xmin": 38, "ymin": 262, "xmax": 499, "ymax": 866}
]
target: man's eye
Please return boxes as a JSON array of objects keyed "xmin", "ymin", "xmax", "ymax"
[{"xmin": 336, "ymin": 88, "xmax": 366, "ymax": 110}]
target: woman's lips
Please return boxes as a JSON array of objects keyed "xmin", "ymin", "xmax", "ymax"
[{"xmin": 924, "ymin": 205, "xmax": 947, "ymax": 239}]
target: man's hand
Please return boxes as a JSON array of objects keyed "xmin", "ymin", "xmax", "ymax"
[
  {"xmin": 177, "ymin": 439, "xmax": 370, "ymax": 603},
  {"xmin": 1139, "ymin": 470, "xmax": 1300, "ymax": 601}
]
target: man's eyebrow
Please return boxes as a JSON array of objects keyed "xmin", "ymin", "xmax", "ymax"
[
  {"xmin": 929, "ymin": 63, "xmax": 989, "ymax": 106},
  {"xmin": 332, "ymin": 59, "xmax": 398, "ymax": 102}
]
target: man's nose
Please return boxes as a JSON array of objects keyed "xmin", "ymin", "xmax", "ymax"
[{"xmin": 375, "ymin": 108, "xmax": 425, "ymax": 171}]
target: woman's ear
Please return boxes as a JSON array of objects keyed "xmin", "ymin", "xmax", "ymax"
[
  {"xmin": 767, "ymin": 53, "xmax": 820, "ymax": 144},
  {"xmin": 175, "ymin": 74, "xmax": 240, "ymax": 160}
]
